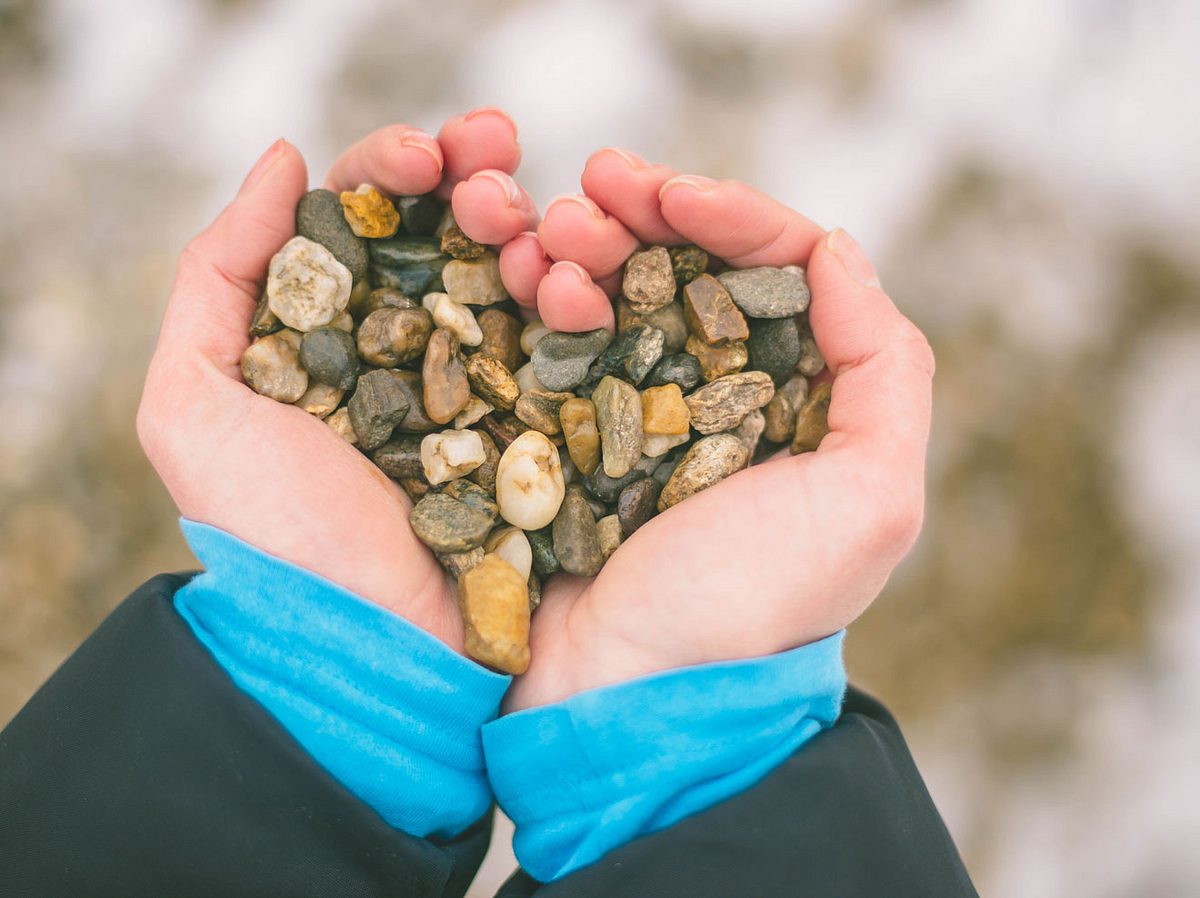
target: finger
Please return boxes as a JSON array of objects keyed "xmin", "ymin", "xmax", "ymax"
[
  {"xmin": 499, "ymin": 231, "xmax": 552, "ymax": 309},
  {"xmin": 536, "ymin": 194, "xmax": 639, "ymax": 286},
  {"xmin": 436, "ymin": 107, "xmax": 522, "ymax": 198},
  {"xmin": 536, "ymin": 261, "xmax": 615, "ymax": 332},
  {"xmin": 323, "ymin": 125, "xmax": 443, "ymax": 195},
  {"xmin": 580, "ymin": 147, "xmax": 684, "ymax": 245},
  {"xmin": 163, "ymin": 139, "xmax": 308, "ymax": 376},
  {"xmin": 658, "ymin": 176, "xmax": 825, "ymax": 268},
  {"xmin": 452, "ymin": 170, "xmax": 539, "ymax": 246}
]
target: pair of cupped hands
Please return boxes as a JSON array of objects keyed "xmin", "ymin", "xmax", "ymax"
[{"xmin": 137, "ymin": 108, "xmax": 935, "ymax": 712}]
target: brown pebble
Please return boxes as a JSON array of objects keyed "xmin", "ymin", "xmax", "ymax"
[
  {"xmin": 468, "ymin": 430, "xmax": 501, "ymax": 495},
  {"xmin": 559, "ymin": 397, "xmax": 601, "ymax": 476},
  {"xmin": 437, "ymin": 547, "xmax": 485, "ymax": 579},
  {"xmin": 763, "ymin": 375, "xmax": 809, "ymax": 443},
  {"xmin": 465, "ymin": 355, "xmax": 520, "ymax": 411},
  {"xmin": 684, "ymin": 372, "xmax": 775, "ymax": 435},
  {"xmin": 791, "ymin": 381, "xmax": 832, "ymax": 454},
  {"xmin": 478, "ymin": 412, "xmax": 532, "ymax": 451},
  {"xmin": 682, "ymin": 274, "xmax": 748, "ymax": 345},
  {"xmin": 552, "ymin": 485, "xmax": 605, "ymax": 577},
  {"xmin": 622, "ymin": 246, "xmax": 676, "ymax": 312},
  {"xmin": 440, "ymin": 224, "xmax": 489, "ymax": 260},
  {"xmin": 357, "ymin": 307, "xmax": 432, "ymax": 367},
  {"xmin": 514, "ymin": 391, "xmax": 573, "ymax": 436},
  {"xmin": 685, "ymin": 334, "xmax": 748, "ymax": 382},
  {"xmin": 477, "ymin": 309, "xmax": 524, "ymax": 373},
  {"xmin": 241, "ymin": 329, "xmax": 308, "ymax": 402},
  {"xmin": 640, "ymin": 384, "xmax": 691, "ymax": 435},
  {"xmin": 658, "ymin": 434, "xmax": 749, "ymax": 511},
  {"xmin": 458, "ymin": 555, "xmax": 531, "ymax": 674},
  {"xmin": 422, "ymin": 328, "xmax": 471, "ymax": 424},
  {"xmin": 617, "ymin": 477, "xmax": 661, "ymax": 536}
]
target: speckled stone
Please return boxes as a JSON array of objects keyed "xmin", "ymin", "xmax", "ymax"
[
  {"xmin": 795, "ymin": 320, "xmax": 825, "ymax": 376},
  {"xmin": 300, "ymin": 326, "xmax": 359, "ymax": 390},
  {"xmin": 685, "ymin": 335, "xmax": 748, "ymax": 383},
  {"xmin": 465, "ymin": 355, "xmax": 519, "ymax": 412},
  {"xmin": 592, "ymin": 376, "xmax": 644, "ymax": 478},
  {"xmin": 440, "ymin": 224, "xmax": 488, "ymax": 261},
  {"xmin": 354, "ymin": 286, "xmax": 418, "ymax": 320},
  {"xmin": 531, "ymin": 329, "xmax": 613, "ymax": 392},
  {"xmin": 622, "ymin": 246, "xmax": 676, "ymax": 312},
  {"xmin": 396, "ymin": 194, "xmax": 443, "ymax": 236},
  {"xmin": 763, "ymin": 375, "xmax": 809, "ymax": 443},
  {"xmin": 514, "ymin": 391, "xmax": 573, "ymax": 436},
  {"xmin": 356, "ymin": 307, "xmax": 433, "ymax": 367},
  {"xmin": 791, "ymin": 381, "xmax": 832, "ymax": 454},
  {"xmin": 296, "ymin": 189, "xmax": 368, "ymax": 283},
  {"xmin": 458, "ymin": 554, "xmax": 530, "ymax": 674},
  {"xmin": 718, "ymin": 266, "xmax": 810, "ymax": 319},
  {"xmin": 552, "ymin": 485, "xmax": 604, "ymax": 577},
  {"xmin": 669, "ymin": 245, "xmax": 709, "ymax": 286},
  {"xmin": 559, "ymin": 397, "xmax": 600, "ymax": 476},
  {"xmin": 468, "ymin": 430, "xmax": 501, "ymax": 495},
  {"xmin": 371, "ymin": 434, "xmax": 425, "ymax": 480},
  {"xmin": 293, "ymin": 382, "xmax": 343, "ymax": 418},
  {"xmin": 495, "ymin": 430, "xmax": 566, "ymax": 530},
  {"xmin": 340, "ymin": 184, "xmax": 400, "ymax": 238},
  {"xmin": 443, "ymin": 255, "xmax": 507, "ymax": 306},
  {"xmin": 597, "ymin": 514, "xmax": 623, "ymax": 561},
  {"xmin": 348, "ymin": 368, "xmax": 411, "ymax": 450},
  {"xmin": 325, "ymin": 407, "xmax": 357, "ymax": 445},
  {"xmin": 477, "ymin": 309, "xmax": 523, "ymax": 373},
  {"xmin": 527, "ymin": 526, "xmax": 560, "ymax": 577},
  {"xmin": 241, "ymin": 329, "xmax": 308, "ymax": 402},
  {"xmin": 746, "ymin": 316, "xmax": 802, "ymax": 386},
  {"xmin": 684, "ymin": 372, "xmax": 775, "ymax": 435},
  {"xmin": 617, "ymin": 298, "xmax": 688, "ymax": 355},
  {"xmin": 409, "ymin": 491, "xmax": 493, "ymax": 553},
  {"xmin": 267, "ymin": 236, "xmax": 353, "ymax": 333},
  {"xmin": 585, "ymin": 324, "xmax": 664, "ymax": 387},
  {"xmin": 442, "ymin": 478, "xmax": 499, "ymax": 524},
  {"xmin": 616, "ymin": 477, "xmax": 661, "ymax": 536},
  {"xmin": 527, "ymin": 572, "xmax": 542, "ymax": 611},
  {"xmin": 644, "ymin": 353, "xmax": 703, "ymax": 392},
  {"xmin": 437, "ymin": 547, "xmax": 484, "ymax": 579},
  {"xmin": 640, "ymin": 384, "xmax": 691, "ymax": 435},
  {"xmin": 682, "ymin": 274, "xmax": 748, "ymax": 345},
  {"xmin": 657, "ymin": 434, "xmax": 749, "ymax": 511},
  {"xmin": 422, "ymin": 328, "xmax": 470, "ymax": 425}
]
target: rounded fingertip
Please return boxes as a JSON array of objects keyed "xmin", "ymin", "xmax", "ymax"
[
  {"xmin": 464, "ymin": 105, "xmax": 518, "ymax": 138},
  {"xmin": 825, "ymin": 228, "xmax": 882, "ymax": 289},
  {"xmin": 592, "ymin": 146, "xmax": 648, "ymax": 171},
  {"xmin": 659, "ymin": 174, "xmax": 718, "ymax": 201},
  {"xmin": 238, "ymin": 138, "xmax": 288, "ymax": 196},
  {"xmin": 469, "ymin": 169, "xmax": 523, "ymax": 207},
  {"xmin": 398, "ymin": 130, "xmax": 444, "ymax": 172},
  {"xmin": 547, "ymin": 194, "xmax": 606, "ymax": 220}
]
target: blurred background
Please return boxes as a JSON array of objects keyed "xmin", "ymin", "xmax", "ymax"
[{"xmin": 1, "ymin": 0, "xmax": 1198, "ymax": 893}]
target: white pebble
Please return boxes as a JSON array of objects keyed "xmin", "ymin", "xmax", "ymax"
[
  {"xmin": 495, "ymin": 431, "xmax": 566, "ymax": 530},
  {"xmin": 432, "ymin": 294, "xmax": 483, "ymax": 346},
  {"xmin": 484, "ymin": 526, "xmax": 533, "ymax": 581},
  {"xmin": 266, "ymin": 236, "xmax": 352, "ymax": 332},
  {"xmin": 421, "ymin": 430, "xmax": 486, "ymax": 485},
  {"xmin": 520, "ymin": 320, "xmax": 551, "ymax": 356},
  {"xmin": 642, "ymin": 431, "xmax": 690, "ymax": 458},
  {"xmin": 454, "ymin": 395, "xmax": 493, "ymax": 429},
  {"xmin": 513, "ymin": 362, "xmax": 546, "ymax": 395}
]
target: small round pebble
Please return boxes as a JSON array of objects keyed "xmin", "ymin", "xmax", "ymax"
[
  {"xmin": 267, "ymin": 236, "xmax": 353, "ymax": 333},
  {"xmin": 495, "ymin": 430, "xmax": 566, "ymax": 530},
  {"xmin": 300, "ymin": 326, "xmax": 359, "ymax": 389},
  {"xmin": 241, "ymin": 329, "xmax": 308, "ymax": 402}
]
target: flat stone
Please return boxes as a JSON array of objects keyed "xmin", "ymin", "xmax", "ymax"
[
  {"xmin": 477, "ymin": 309, "xmax": 523, "ymax": 373},
  {"xmin": 465, "ymin": 355, "xmax": 519, "ymax": 411},
  {"xmin": 617, "ymin": 299, "xmax": 688, "ymax": 354},
  {"xmin": 409, "ymin": 491, "xmax": 493, "ymax": 553},
  {"xmin": 454, "ymin": 395, "xmax": 493, "ymax": 429},
  {"xmin": 592, "ymin": 375, "xmax": 644, "ymax": 478},
  {"xmin": 746, "ymin": 316, "xmax": 802, "ymax": 386},
  {"xmin": 685, "ymin": 335, "xmax": 748, "ymax": 382},
  {"xmin": 249, "ymin": 290, "xmax": 282, "ymax": 337},
  {"xmin": 527, "ymin": 526, "xmax": 560, "ymax": 577},
  {"xmin": 682, "ymin": 274, "xmax": 748, "ymax": 345},
  {"xmin": 669, "ymin": 245, "xmax": 709, "ymax": 285},
  {"xmin": 293, "ymin": 381, "xmax": 343, "ymax": 417},
  {"xmin": 354, "ymin": 286, "xmax": 417, "ymax": 320},
  {"xmin": 495, "ymin": 430, "xmax": 566, "ymax": 530},
  {"xmin": 300, "ymin": 326, "xmax": 359, "ymax": 389},
  {"xmin": 267, "ymin": 236, "xmax": 353, "ymax": 333},
  {"xmin": 367, "ymin": 235, "xmax": 444, "ymax": 268},
  {"xmin": 795, "ymin": 319, "xmax": 825, "ymax": 376},
  {"xmin": 325, "ymin": 407, "xmax": 357, "ymax": 445},
  {"xmin": 422, "ymin": 328, "xmax": 470, "ymax": 425},
  {"xmin": 442, "ymin": 479, "xmax": 499, "ymax": 523},
  {"xmin": 372, "ymin": 434, "xmax": 425, "ymax": 480},
  {"xmin": 644, "ymin": 353, "xmax": 703, "ymax": 392},
  {"xmin": 734, "ymin": 408, "xmax": 766, "ymax": 458},
  {"xmin": 791, "ymin": 381, "xmax": 832, "ymax": 454},
  {"xmin": 531, "ymin": 329, "xmax": 613, "ymax": 392},
  {"xmin": 340, "ymin": 184, "xmax": 400, "ymax": 238},
  {"xmin": 443, "ymin": 255, "xmax": 507, "ymax": 306},
  {"xmin": 617, "ymin": 477, "xmax": 661, "ymax": 536},
  {"xmin": 585, "ymin": 324, "xmax": 664, "ymax": 387},
  {"xmin": 641, "ymin": 431, "xmax": 691, "ymax": 457},
  {"xmin": 597, "ymin": 514, "xmax": 623, "ymax": 560},
  {"xmin": 468, "ymin": 430, "xmax": 501, "ymax": 495},
  {"xmin": 295, "ymin": 189, "xmax": 368, "ymax": 283},
  {"xmin": 515, "ymin": 391, "xmax": 573, "ymax": 436},
  {"xmin": 348, "ymin": 368, "xmax": 411, "ymax": 450},
  {"xmin": 622, "ymin": 246, "xmax": 676, "ymax": 312},
  {"xmin": 559, "ymin": 397, "xmax": 600, "ymax": 476},
  {"xmin": 684, "ymin": 372, "xmax": 775, "ymax": 435},
  {"xmin": 718, "ymin": 266, "xmax": 810, "ymax": 318},
  {"xmin": 520, "ymin": 320, "xmax": 551, "ymax": 356},
  {"xmin": 478, "ymin": 413, "xmax": 531, "ymax": 451},
  {"xmin": 640, "ymin": 384, "xmax": 691, "ymax": 435},
  {"xmin": 431, "ymin": 294, "xmax": 482, "ymax": 347},
  {"xmin": 552, "ymin": 485, "xmax": 604, "ymax": 577},
  {"xmin": 356, "ymin": 307, "xmax": 432, "ymax": 367},
  {"xmin": 437, "ymin": 547, "xmax": 484, "ymax": 579},
  {"xmin": 763, "ymin": 375, "xmax": 809, "ymax": 443},
  {"xmin": 421, "ymin": 430, "xmax": 486, "ymax": 484},
  {"xmin": 484, "ymin": 526, "xmax": 533, "ymax": 581},
  {"xmin": 584, "ymin": 453, "xmax": 659, "ymax": 502},
  {"xmin": 658, "ymin": 434, "xmax": 749, "ymax": 511},
  {"xmin": 458, "ymin": 554, "xmax": 530, "ymax": 674},
  {"xmin": 440, "ymin": 224, "xmax": 488, "ymax": 260},
  {"xmin": 241, "ymin": 329, "xmax": 308, "ymax": 402},
  {"xmin": 396, "ymin": 194, "xmax": 443, "ymax": 236}
]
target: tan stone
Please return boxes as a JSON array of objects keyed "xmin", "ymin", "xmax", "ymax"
[
  {"xmin": 658, "ymin": 434, "xmax": 749, "ymax": 511},
  {"xmin": 478, "ymin": 309, "xmax": 523, "ymax": 373},
  {"xmin": 684, "ymin": 372, "xmax": 775, "ymax": 435},
  {"xmin": 241, "ymin": 329, "xmax": 308, "ymax": 402},
  {"xmin": 597, "ymin": 514, "xmax": 623, "ymax": 561},
  {"xmin": 640, "ymin": 384, "xmax": 691, "ymax": 435},
  {"xmin": 325, "ymin": 407, "xmax": 357, "ymax": 445},
  {"xmin": 514, "ymin": 391, "xmax": 573, "ymax": 436},
  {"xmin": 422, "ymin": 328, "xmax": 471, "ymax": 424},
  {"xmin": 763, "ymin": 375, "xmax": 809, "ymax": 443},
  {"xmin": 685, "ymin": 334, "xmax": 748, "ymax": 382},
  {"xmin": 458, "ymin": 555, "xmax": 530, "ymax": 674},
  {"xmin": 293, "ymin": 381, "xmax": 343, "ymax": 417},
  {"xmin": 559, "ymin": 397, "xmax": 601, "ymax": 476},
  {"xmin": 791, "ymin": 381, "xmax": 832, "ymax": 454},
  {"xmin": 465, "ymin": 355, "xmax": 519, "ymax": 411}
]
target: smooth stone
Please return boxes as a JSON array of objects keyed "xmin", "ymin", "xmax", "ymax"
[
  {"xmin": 531, "ymin": 329, "xmax": 613, "ymax": 392},
  {"xmin": 552, "ymin": 485, "xmax": 604, "ymax": 577},
  {"xmin": 763, "ymin": 375, "xmax": 809, "ymax": 443},
  {"xmin": 584, "ymin": 494, "xmax": 608, "ymax": 521},
  {"xmin": 622, "ymin": 246, "xmax": 676, "ymax": 312},
  {"xmin": 330, "ymin": 311, "xmax": 354, "ymax": 332},
  {"xmin": 519, "ymin": 320, "xmax": 551, "ymax": 356},
  {"xmin": 682, "ymin": 274, "xmax": 748, "ymax": 345},
  {"xmin": 340, "ymin": 184, "xmax": 400, "ymax": 238},
  {"xmin": 241, "ymin": 330, "xmax": 308, "ymax": 402},
  {"xmin": 292, "ymin": 381, "xmax": 343, "ymax": 417},
  {"xmin": 658, "ymin": 434, "xmax": 749, "ymax": 511},
  {"xmin": 295, "ymin": 189, "xmax": 368, "ymax": 283},
  {"xmin": 686, "ymin": 334, "xmax": 748, "ymax": 383},
  {"xmin": 454, "ymin": 395, "xmax": 493, "ymax": 429},
  {"xmin": 684, "ymin": 372, "xmax": 775, "ymax": 435},
  {"xmin": 458, "ymin": 555, "xmax": 530, "ymax": 674},
  {"xmin": 437, "ymin": 547, "xmax": 484, "ymax": 579},
  {"xmin": 527, "ymin": 526, "xmax": 560, "ymax": 577},
  {"xmin": 440, "ymin": 225, "xmax": 488, "ymax": 260},
  {"xmin": 300, "ymin": 326, "xmax": 359, "ymax": 389},
  {"xmin": 371, "ymin": 434, "xmax": 425, "ymax": 480},
  {"xmin": 442, "ymin": 479, "xmax": 499, "ymax": 524},
  {"xmin": 477, "ymin": 309, "xmax": 523, "ymax": 373},
  {"xmin": 746, "ymin": 316, "xmax": 802, "ymax": 387},
  {"xmin": 734, "ymin": 408, "xmax": 766, "ymax": 457},
  {"xmin": 597, "ymin": 514, "xmax": 623, "ymax": 561},
  {"xmin": 432, "ymin": 294, "xmax": 482, "ymax": 346},
  {"xmin": 348, "ymin": 368, "xmax": 411, "ymax": 450},
  {"xmin": 644, "ymin": 353, "xmax": 703, "ymax": 392},
  {"xmin": 484, "ymin": 526, "xmax": 533, "ymax": 581},
  {"xmin": 421, "ymin": 430, "xmax": 486, "ymax": 485},
  {"xmin": 367, "ymin": 235, "xmax": 444, "ymax": 267},
  {"xmin": 558, "ymin": 448, "xmax": 578, "ymax": 485},
  {"xmin": 267, "ymin": 236, "xmax": 353, "ymax": 333},
  {"xmin": 409, "ymin": 491, "xmax": 493, "ymax": 553},
  {"xmin": 479, "ymin": 413, "xmax": 531, "ymax": 451},
  {"xmin": 592, "ymin": 375, "xmax": 644, "ymax": 478},
  {"xmin": 513, "ymin": 362, "xmax": 546, "ymax": 395},
  {"xmin": 495, "ymin": 430, "xmax": 566, "ymax": 530},
  {"xmin": 388, "ymin": 369, "xmax": 440, "ymax": 434},
  {"xmin": 559, "ymin": 397, "xmax": 600, "ymax": 476},
  {"xmin": 718, "ymin": 266, "xmax": 810, "ymax": 318},
  {"xmin": 527, "ymin": 572, "xmax": 543, "ymax": 611},
  {"xmin": 795, "ymin": 320, "xmax": 825, "ymax": 376},
  {"xmin": 584, "ymin": 453, "xmax": 659, "ymax": 503},
  {"xmin": 585, "ymin": 324, "xmax": 664, "ymax": 387},
  {"xmin": 617, "ymin": 477, "xmax": 661, "ymax": 536},
  {"xmin": 640, "ymin": 384, "xmax": 691, "ymax": 435},
  {"xmin": 371, "ymin": 259, "xmax": 446, "ymax": 296},
  {"xmin": 652, "ymin": 446, "xmax": 687, "ymax": 486},
  {"xmin": 354, "ymin": 286, "xmax": 417, "ymax": 320},
  {"xmin": 468, "ymin": 431, "xmax": 501, "ymax": 495},
  {"xmin": 325, "ymin": 407, "xmax": 357, "ymax": 445},
  {"xmin": 396, "ymin": 194, "xmax": 443, "ymax": 236},
  {"xmin": 443, "ymin": 255, "xmax": 507, "ymax": 306},
  {"xmin": 399, "ymin": 478, "xmax": 430, "ymax": 501},
  {"xmin": 515, "ymin": 390, "xmax": 573, "ymax": 436},
  {"xmin": 669, "ymin": 245, "xmax": 709, "ymax": 285},
  {"xmin": 422, "ymin": 328, "xmax": 471, "ymax": 425},
  {"xmin": 641, "ymin": 431, "xmax": 691, "ymax": 457},
  {"xmin": 791, "ymin": 381, "xmax": 832, "ymax": 454},
  {"xmin": 617, "ymin": 298, "xmax": 688, "ymax": 354},
  {"xmin": 249, "ymin": 290, "xmax": 282, "ymax": 337},
  {"xmin": 356, "ymin": 307, "xmax": 432, "ymax": 368},
  {"xmin": 465, "ymin": 355, "xmax": 519, "ymax": 411}
]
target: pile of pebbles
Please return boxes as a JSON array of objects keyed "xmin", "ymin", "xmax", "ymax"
[{"xmin": 241, "ymin": 184, "xmax": 831, "ymax": 674}]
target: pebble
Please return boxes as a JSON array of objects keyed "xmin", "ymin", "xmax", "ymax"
[
  {"xmin": 372, "ymin": 434, "xmax": 425, "ymax": 480},
  {"xmin": 399, "ymin": 478, "xmax": 430, "ymax": 501},
  {"xmin": 368, "ymin": 235, "xmax": 444, "ymax": 268},
  {"xmin": 295, "ymin": 189, "xmax": 368, "ymax": 283},
  {"xmin": 330, "ymin": 311, "xmax": 354, "ymax": 332},
  {"xmin": 422, "ymin": 328, "xmax": 470, "ymax": 424},
  {"xmin": 300, "ymin": 326, "xmax": 359, "ymax": 389},
  {"xmin": 355, "ymin": 286, "xmax": 417, "ymax": 320},
  {"xmin": 682, "ymin": 274, "xmax": 748, "ymax": 345},
  {"xmin": 437, "ymin": 547, "xmax": 484, "ymax": 579},
  {"xmin": 443, "ymin": 255, "xmax": 507, "ymax": 306},
  {"xmin": 267, "ymin": 236, "xmax": 353, "ymax": 333},
  {"xmin": 558, "ymin": 448, "xmax": 578, "ymax": 485},
  {"xmin": 686, "ymin": 334, "xmax": 748, "ymax": 382},
  {"xmin": 293, "ymin": 381, "xmax": 343, "ymax": 418},
  {"xmin": 592, "ymin": 375, "xmax": 644, "ymax": 478},
  {"xmin": 644, "ymin": 353, "xmax": 703, "ymax": 392},
  {"xmin": 396, "ymin": 194, "xmax": 443, "ymax": 236},
  {"xmin": 409, "ymin": 491, "xmax": 494, "ymax": 553},
  {"xmin": 241, "ymin": 329, "xmax": 308, "ymax": 402},
  {"xmin": 477, "ymin": 309, "xmax": 523, "ymax": 373},
  {"xmin": 559, "ymin": 397, "xmax": 600, "ymax": 476},
  {"xmin": 618, "ymin": 298, "xmax": 689, "ymax": 355},
  {"xmin": 356, "ymin": 307, "xmax": 433, "ymax": 367},
  {"xmin": 622, "ymin": 246, "xmax": 676, "ymax": 312},
  {"xmin": 513, "ymin": 362, "xmax": 546, "ymax": 395},
  {"xmin": 495, "ymin": 430, "xmax": 566, "ymax": 530},
  {"xmin": 795, "ymin": 320, "xmax": 825, "ymax": 376},
  {"xmin": 515, "ymin": 391, "xmax": 573, "ymax": 436},
  {"xmin": 527, "ymin": 572, "xmax": 542, "ymax": 611},
  {"xmin": 388, "ymin": 369, "xmax": 439, "ymax": 434},
  {"xmin": 791, "ymin": 381, "xmax": 832, "ymax": 454},
  {"xmin": 531, "ymin": 329, "xmax": 613, "ymax": 392},
  {"xmin": 746, "ymin": 316, "xmax": 802, "ymax": 386},
  {"xmin": 454, "ymin": 395, "xmax": 493, "ymax": 429},
  {"xmin": 642, "ymin": 431, "xmax": 691, "ymax": 457},
  {"xmin": 763, "ymin": 375, "xmax": 809, "ymax": 443},
  {"xmin": 442, "ymin": 479, "xmax": 499, "ymax": 524},
  {"xmin": 658, "ymin": 434, "xmax": 749, "ymax": 511},
  {"xmin": 348, "ymin": 369, "xmax": 411, "ymax": 450},
  {"xmin": 484, "ymin": 526, "xmax": 533, "ymax": 581},
  {"xmin": 684, "ymin": 372, "xmax": 775, "ymax": 434},
  {"xmin": 372, "ymin": 260, "xmax": 447, "ymax": 297},
  {"xmin": 440, "ymin": 224, "xmax": 488, "ymax": 261},
  {"xmin": 520, "ymin": 320, "xmax": 551, "ymax": 356},
  {"xmin": 465, "ymin": 355, "xmax": 519, "ymax": 411},
  {"xmin": 458, "ymin": 554, "xmax": 530, "ymax": 674},
  {"xmin": 669, "ymin": 245, "xmax": 710, "ymax": 285},
  {"xmin": 584, "ymin": 453, "xmax": 659, "ymax": 502},
  {"xmin": 652, "ymin": 447, "xmax": 687, "ymax": 486},
  {"xmin": 468, "ymin": 431, "xmax": 501, "ymax": 494},
  {"xmin": 640, "ymin": 384, "xmax": 691, "ymax": 435},
  {"xmin": 250, "ymin": 291, "xmax": 282, "ymax": 337},
  {"xmin": 527, "ymin": 526, "xmax": 560, "ymax": 577},
  {"xmin": 325, "ymin": 407, "xmax": 357, "ymax": 445},
  {"xmin": 479, "ymin": 413, "xmax": 531, "ymax": 451},
  {"xmin": 552, "ymin": 485, "xmax": 605, "ymax": 577},
  {"xmin": 421, "ymin": 430, "xmax": 486, "ymax": 484},
  {"xmin": 586, "ymin": 324, "xmax": 664, "ymax": 387},
  {"xmin": 432, "ymin": 294, "xmax": 482, "ymax": 347},
  {"xmin": 617, "ymin": 477, "xmax": 661, "ymax": 536},
  {"xmin": 597, "ymin": 514, "xmax": 623, "ymax": 561},
  {"xmin": 734, "ymin": 408, "xmax": 766, "ymax": 458},
  {"xmin": 717, "ymin": 266, "xmax": 811, "ymax": 318},
  {"xmin": 340, "ymin": 184, "xmax": 400, "ymax": 238}
]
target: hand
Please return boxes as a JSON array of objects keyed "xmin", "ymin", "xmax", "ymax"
[
  {"xmin": 498, "ymin": 149, "xmax": 935, "ymax": 709},
  {"xmin": 137, "ymin": 110, "xmax": 539, "ymax": 650}
]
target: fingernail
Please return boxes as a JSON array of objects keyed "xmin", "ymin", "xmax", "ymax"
[
  {"xmin": 465, "ymin": 106, "xmax": 518, "ymax": 137},
  {"xmin": 238, "ymin": 138, "xmax": 286, "ymax": 196},
  {"xmin": 826, "ymin": 228, "xmax": 881, "ymax": 288},
  {"xmin": 659, "ymin": 174, "xmax": 717, "ymax": 201},
  {"xmin": 605, "ymin": 146, "xmax": 648, "ymax": 170},
  {"xmin": 549, "ymin": 194, "xmax": 605, "ymax": 220},
  {"xmin": 551, "ymin": 260, "xmax": 591, "ymax": 285},
  {"xmin": 398, "ymin": 130, "xmax": 443, "ymax": 172},
  {"xmin": 471, "ymin": 170, "xmax": 523, "ymax": 207}
]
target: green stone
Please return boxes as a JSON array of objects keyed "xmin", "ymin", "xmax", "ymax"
[{"xmin": 409, "ymin": 492, "xmax": 493, "ymax": 553}]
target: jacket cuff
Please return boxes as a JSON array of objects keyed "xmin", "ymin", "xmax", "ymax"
[{"xmin": 173, "ymin": 518, "xmax": 510, "ymax": 840}]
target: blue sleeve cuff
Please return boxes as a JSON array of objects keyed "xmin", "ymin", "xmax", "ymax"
[
  {"xmin": 481, "ymin": 631, "xmax": 846, "ymax": 882},
  {"xmin": 172, "ymin": 518, "xmax": 511, "ymax": 840}
]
